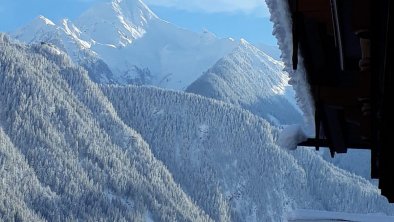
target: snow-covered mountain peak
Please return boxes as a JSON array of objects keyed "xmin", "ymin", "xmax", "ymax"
[
  {"xmin": 26, "ymin": 15, "xmax": 56, "ymax": 32},
  {"xmin": 11, "ymin": 0, "xmax": 238, "ymax": 88},
  {"xmin": 113, "ymin": 0, "xmax": 158, "ymax": 19},
  {"xmin": 18, "ymin": 15, "xmax": 55, "ymax": 30},
  {"xmin": 12, "ymin": 15, "xmax": 60, "ymax": 44},
  {"xmin": 239, "ymin": 38, "xmax": 249, "ymax": 45},
  {"xmin": 238, "ymin": 38, "xmax": 282, "ymax": 66},
  {"xmin": 75, "ymin": 0, "xmax": 158, "ymax": 46},
  {"xmin": 37, "ymin": 15, "xmax": 56, "ymax": 26},
  {"xmin": 231, "ymin": 39, "xmax": 286, "ymax": 82},
  {"xmin": 187, "ymin": 40, "xmax": 302, "ymax": 125}
]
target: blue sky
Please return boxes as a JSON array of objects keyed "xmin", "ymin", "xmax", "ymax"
[{"xmin": 0, "ymin": 0, "xmax": 276, "ymax": 45}]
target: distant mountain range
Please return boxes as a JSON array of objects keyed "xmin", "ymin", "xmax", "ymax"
[
  {"xmin": 11, "ymin": 0, "xmax": 300, "ymax": 123},
  {"xmin": 11, "ymin": 0, "xmax": 237, "ymax": 90}
]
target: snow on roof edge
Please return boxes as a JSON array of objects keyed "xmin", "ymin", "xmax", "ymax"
[{"xmin": 265, "ymin": 0, "xmax": 315, "ymax": 136}]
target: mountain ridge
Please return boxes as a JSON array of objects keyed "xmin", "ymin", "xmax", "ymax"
[
  {"xmin": 187, "ymin": 39, "xmax": 302, "ymax": 125},
  {"xmin": 75, "ymin": 0, "xmax": 158, "ymax": 46},
  {"xmin": 11, "ymin": 0, "xmax": 238, "ymax": 89}
]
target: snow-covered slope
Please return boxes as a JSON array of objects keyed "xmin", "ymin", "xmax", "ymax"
[
  {"xmin": 255, "ymin": 43, "xmax": 282, "ymax": 60},
  {"xmin": 75, "ymin": 0, "xmax": 158, "ymax": 46},
  {"xmin": 12, "ymin": 16, "xmax": 115, "ymax": 83},
  {"xmin": 1, "ymin": 33, "xmax": 393, "ymax": 221},
  {"xmin": 187, "ymin": 39, "xmax": 302, "ymax": 125},
  {"xmin": 0, "ymin": 34, "xmax": 210, "ymax": 221},
  {"xmin": 12, "ymin": 0, "xmax": 237, "ymax": 89},
  {"xmin": 103, "ymin": 84, "xmax": 394, "ymax": 221}
]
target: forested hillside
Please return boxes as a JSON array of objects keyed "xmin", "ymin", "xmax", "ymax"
[
  {"xmin": 103, "ymin": 84, "xmax": 394, "ymax": 221},
  {"xmin": 1, "ymin": 33, "xmax": 393, "ymax": 221},
  {"xmin": 187, "ymin": 40, "xmax": 302, "ymax": 125},
  {"xmin": 0, "ymin": 34, "xmax": 210, "ymax": 221}
]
